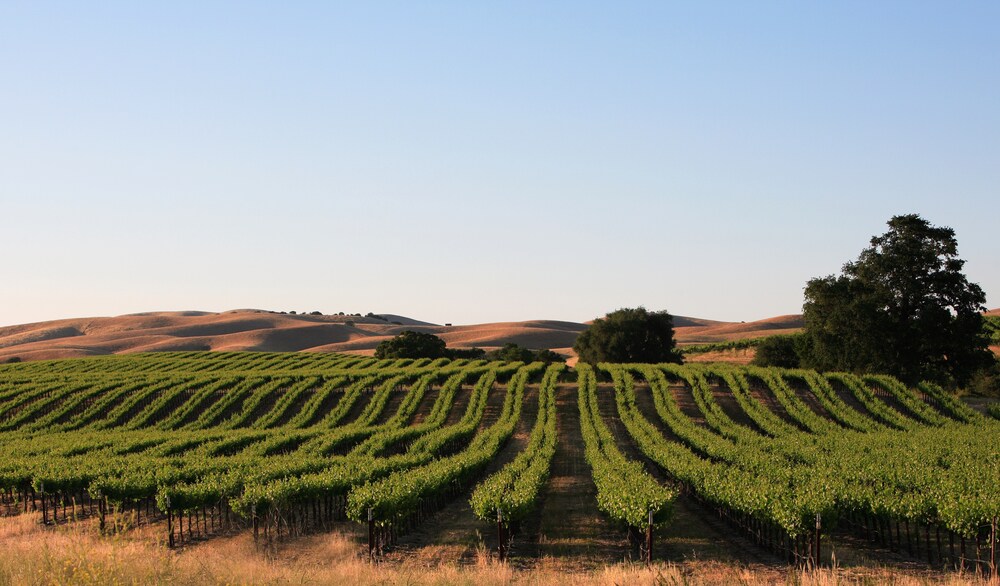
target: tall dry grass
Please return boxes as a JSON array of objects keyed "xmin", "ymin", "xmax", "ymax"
[{"xmin": 0, "ymin": 514, "xmax": 994, "ymax": 586}]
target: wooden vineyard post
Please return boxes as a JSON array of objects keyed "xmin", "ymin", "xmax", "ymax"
[
  {"xmin": 814, "ymin": 513, "xmax": 822, "ymax": 568},
  {"xmin": 368, "ymin": 508, "xmax": 375, "ymax": 562},
  {"xmin": 646, "ymin": 509, "xmax": 654, "ymax": 566},
  {"xmin": 925, "ymin": 524, "xmax": 933, "ymax": 566},
  {"xmin": 39, "ymin": 484, "xmax": 47, "ymax": 525},
  {"xmin": 99, "ymin": 497, "xmax": 106, "ymax": 533},
  {"xmin": 497, "ymin": 508, "xmax": 506, "ymax": 563},
  {"xmin": 961, "ymin": 535, "xmax": 967, "ymax": 572},
  {"xmin": 990, "ymin": 517, "xmax": 997, "ymax": 579},
  {"xmin": 167, "ymin": 510, "xmax": 174, "ymax": 548}
]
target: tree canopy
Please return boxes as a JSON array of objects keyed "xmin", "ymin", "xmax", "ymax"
[
  {"xmin": 373, "ymin": 331, "xmax": 489, "ymax": 360},
  {"xmin": 374, "ymin": 330, "xmax": 448, "ymax": 360},
  {"xmin": 573, "ymin": 307, "xmax": 682, "ymax": 365},
  {"xmin": 802, "ymin": 214, "xmax": 992, "ymax": 386},
  {"xmin": 750, "ymin": 334, "xmax": 804, "ymax": 369},
  {"xmin": 485, "ymin": 343, "xmax": 564, "ymax": 364}
]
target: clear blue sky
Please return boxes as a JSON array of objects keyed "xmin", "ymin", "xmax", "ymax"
[{"xmin": 2, "ymin": 2, "xmax": 998, "ymax": 327}]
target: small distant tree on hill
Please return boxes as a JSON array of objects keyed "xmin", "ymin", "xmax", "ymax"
[
  {"xmin": 574, "ymin": 307, "xmax": 682, "ymax": 365},
  {"xmin": 802, "ymin": 214, "xmax": 992, "ymax": 386},
  {"xmin": 374, "ymin": 330, "xmax": 448, "ymax": 359}
]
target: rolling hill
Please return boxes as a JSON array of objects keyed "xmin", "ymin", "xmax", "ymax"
[
  {"xmin": 2, "ymin": 308, "xmax": 995, "ymax": 363},
  {"xmin": 0, "ymin": 309, "xmax": 813, "ymax": 363}
]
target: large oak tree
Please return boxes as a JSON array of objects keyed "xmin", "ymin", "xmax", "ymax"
[{"xmin": 802, "ymin": 214, "xmax": 992, "ymax": 385}]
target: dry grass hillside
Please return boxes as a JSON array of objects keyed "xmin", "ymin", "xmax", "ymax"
[
  {"xmin": 673, "ymin": 314, "xmax": 804, "ymax": 344},
  {"xmin": 988, "ymin": 308, "xmax": 1000, "ymax": 358},
  {"xmin": 0, "ymin": 309, "xmax": 804, "ymax": 363},
  {"xmin": 2, "ymin": 308, "xmax": 995, "ymax": 363},
  {"xmin": 0, "ymin": 310, "xmax": 590, "ymax": 363}
]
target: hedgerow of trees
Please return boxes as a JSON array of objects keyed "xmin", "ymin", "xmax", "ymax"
[
  {"xmin": 374, "ymin": 332, "xmax": 563, "ymax": 362},
  {"xmin": 485, "ymin": 343, "xmax": 564, "ymax": 363}
]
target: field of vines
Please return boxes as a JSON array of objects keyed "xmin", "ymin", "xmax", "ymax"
[{"xmin": 0, "ymin": 352, "xmax": 997, "ymax": 575}]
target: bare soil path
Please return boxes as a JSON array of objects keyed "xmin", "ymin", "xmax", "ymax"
[
  {"xmin": 531, "ymin": 383, "xmax": 627, "ymax": 571},
  {"xmin": 382, "ymin": 385, "xmax": 540, "ymax": 568},
  {"xmin": 597, "ymin": 382, "xmax": 785, "ymax": 567}
]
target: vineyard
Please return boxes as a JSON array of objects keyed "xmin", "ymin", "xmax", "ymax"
[{"xmin": 0, "ymin": 352, "xmax": 998, "ymax": 577}]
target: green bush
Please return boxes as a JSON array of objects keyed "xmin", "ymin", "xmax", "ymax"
[
  {"xmin": 374, "ymin": 331, "xmax": 447, "ymax": 359},
  {"xmin": 573, "ymin": 307, "xmax": 682, "ymax": 365},
  {"xmin": 751, "ymin": 335, "xmax": 805, "ymax": 368}
]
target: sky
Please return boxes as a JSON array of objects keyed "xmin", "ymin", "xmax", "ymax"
[{"xmin": 2, "ymin": 1, "xmax": 998, "ymax": 327}]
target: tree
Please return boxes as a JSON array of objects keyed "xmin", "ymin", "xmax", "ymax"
[
  {"xmin": 802, "ymin": 214, "xmax": 992, "ymax": 386},
  {"xmin": 486, "ymin": 343, "xmax": 535, "ymax": 363},
  {"xmin": 447, "ymin": 347, "xmax": 487, "ymax": 360},
  {"xmin": 374, "ymin": 330, "xmax": 448, "ymax": 359},
  {"xmin": 485, "ymin": 343, "xmax": 565, "ymax": 364},
  {"xmin": 751, "ymin": 335, "xmax": 804, "ymax": 368},
  {"xmin": 573, "ymin": 307, "xmax": 682, "ymax": 365}
]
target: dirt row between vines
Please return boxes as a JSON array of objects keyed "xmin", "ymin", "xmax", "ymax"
[
  {"xmin": 1, "ymin": 375, "xmax": 987, "ymax": 584},
  {"xmin": 381, "ymin": 377, "xmax": 954, "ymax": 575}
]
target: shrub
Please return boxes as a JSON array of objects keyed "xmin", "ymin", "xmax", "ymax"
[{"xmin": 574, "ymin": 307, "xmax": 682, "ymax": 365}]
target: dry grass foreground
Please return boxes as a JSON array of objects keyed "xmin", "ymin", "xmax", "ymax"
[{"xmin": 1, "ymin": 514, "xmax": 995, "ymax": 586}]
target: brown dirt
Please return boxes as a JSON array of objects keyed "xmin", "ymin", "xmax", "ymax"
[
  {"xmin": 685, "ymin": 348, "xmax": 757, "ymax": 364},
  {"xmin": 383, "ymin": 385, "xmax": 540, "ymax": 568},
  {"xmin": 709, "ymin": 385, "xmax": 756, "ymax": 428},
  {"xmin": 269, "ymin": 380, "xmax": 322, "ymax": 427},
  {"xmin": 370, "ymin": 387, "xmax": 411, "ymax": 426},
  {"xmin": 596, "ymin": 380, "xmax": 786, "ymax": 566},
  {"xmin": 533, "ymin": 383, "xmax": 625, "ymax": 571},
  {"xmin": 298, "ymin": 385, "xmax": 349, "ymax": 427},
  {"xmin": 826, "ymin": 377, "xmax": 882, "ymax": 422},
  {"xmin": 745, "ymin": 374, "xmax": 802, "ymax": 429},
  {"xmin": 440, "ymin": 382, "xmax": 476, "ymax": 426},
  {"xmin": 784, "ymin": 376, "xmax": 839, "ymax": 422}
]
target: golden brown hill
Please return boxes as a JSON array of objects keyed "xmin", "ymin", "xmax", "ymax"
[
  {"xmin": 0, "ymin": 310, "xmax": 798, "ymax": 363},
  {"xmin": 673, "ymin": 314, "xmax": 804, "ymax": 344},
  {"xmin": 0, "ymin": 311, "xmax": 590, "ymax": 362},
  {"xmin": 4, "ymin": 309, "xmax": 997, "ymax": 364}
]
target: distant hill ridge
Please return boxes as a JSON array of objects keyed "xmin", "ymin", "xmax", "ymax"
[{"xmin": 0, "ymin": 308, "xmax": 995, "ymax": 363}]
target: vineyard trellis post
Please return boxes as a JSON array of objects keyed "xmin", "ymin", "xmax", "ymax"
[
  {"xmin": 645, "ymin": 508, "xmax": 653, "ymax": 565},
  {"xmin": 990, "ymin": 517, "xmax": 997, "ymax": 579},
  {"xmin": 814, "ymin": 513, "xmax": 821, "ymax": 568},
  {"xmin": 368, "ymin": 507, "xmax": 375, "ymax": 561},
  {"xmin": 497, "ymin": 507, "xmax": 506, "ymax": 562}
]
